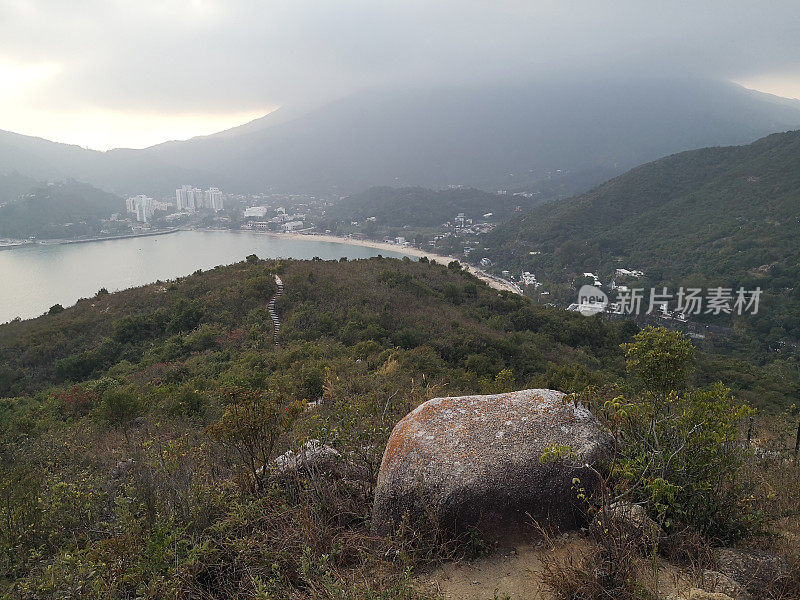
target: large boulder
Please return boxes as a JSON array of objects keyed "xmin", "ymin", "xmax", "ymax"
[{"xmin": 372, "ymin": 389, "xmax": 612, "ymax": 536}]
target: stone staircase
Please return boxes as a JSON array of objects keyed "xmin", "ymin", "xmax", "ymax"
[{"xmin": 268, "ymin": 274, "xmax": 283, "ymax": 346}]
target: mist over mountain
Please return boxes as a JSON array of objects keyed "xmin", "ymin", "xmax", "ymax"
[
  {"xmin": 2, "ymin": 78, "xmax": 800, "ymax": 197},
  {"xmin": 146, "ymin": 78, "xmax": 800, "ymax": 194},
  {"xmin": 0, "ymin": 130, "xmax": 221, "ymax": 197}
]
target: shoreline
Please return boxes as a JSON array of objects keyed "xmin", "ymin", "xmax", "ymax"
[
  {"xmin": 251, "ymin": 230, "xmax": 523, "ymax": 295},
  {"xmin": 0, "ymin": 227, "xmax": 180, "ymax": 250},
  {"xmin": 1, "ymin": 226, "xmax": 523, "ymax": 295}
]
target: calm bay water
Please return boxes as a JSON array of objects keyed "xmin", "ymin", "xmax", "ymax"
[{"xmin": 0, "ymin": 230, "xmax": 407, "ymax": 323}]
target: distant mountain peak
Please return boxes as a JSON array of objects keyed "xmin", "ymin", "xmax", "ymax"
[{"xmin": 3, "ymin": 78, "xmax": 800, "ymax": 196}]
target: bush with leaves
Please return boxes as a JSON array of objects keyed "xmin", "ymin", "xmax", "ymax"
[
  {"xmin": 603, "ymin": 327, "xmax": 756, "ymax": 540},
  {"xmin": 205, "ymin": 387, "xmax": 303, "ymax": 491},
  {"xmin": 605, "ymin": 384, "xmax": 754, "ymax": 540}
]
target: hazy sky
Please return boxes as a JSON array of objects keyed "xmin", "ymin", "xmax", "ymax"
[{"xmin": 1, "ymin": 0, "xmax": 799, "ymax": 150}]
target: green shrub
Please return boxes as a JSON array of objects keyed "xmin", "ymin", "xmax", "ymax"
[
  {"xmin": 205, "ymin": 387, "xmax": 303, "ymax": 490},
  {"xmin": 604, "ymin": 327, "xmax": 756, "ymax": 540},
  {"xmin": 607, "ymin": 384, "xmax": 754, "ymax": 539},
  {"xmin": 621, "ymin": 326, "xmax": 695, "ymax": 394},
  {"xmin": 101, "ymin": 386, "xmax": 141, "ymax": 425}
]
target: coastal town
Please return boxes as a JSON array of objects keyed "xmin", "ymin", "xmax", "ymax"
[
  {"xmin": 0, "ymin": 181, "xmax": 636, "ymax": 304},
  {"xmin": 0, "ymin": 183, "xmax": 754, "ymax": 340}
]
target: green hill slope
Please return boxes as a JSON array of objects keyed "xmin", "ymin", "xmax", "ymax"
[
  {"xmin": 481, "ymin": 130, "xmax": 800, "ymax": 342},
  {"xmin": 0, "ymin": 257, "xmax": 795, "ymax": 595},
  {"xmin": 0, "ymin": 173, "xmax": 39, "ymax": 207},
  {"xmin": 0, "ymin": 180, "xmax": 125, "ymax": 239},
  {"xmin": 324, "ymin": 186, "xmax": 538, "ymax": 228}
]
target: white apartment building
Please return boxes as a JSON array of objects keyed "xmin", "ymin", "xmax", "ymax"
[
  {"xmin": 177, "ymin": 185, "xmax": 224, "ymax": 212},
  {"xmin": 206, "ymin": 187, "xmax": 224, "ymax": 212},
  {"xmin": 175, "ymin": 185, "xmax": 192, "ymax": 212},
  {"xmin": 128, "ymin": 195, "xmax": 155, "ymax": 223}
]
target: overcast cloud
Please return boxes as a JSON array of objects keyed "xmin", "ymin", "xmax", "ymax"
[{"xmin": 1, "ymin": 0, "xmax": 799, "ymax": 149}]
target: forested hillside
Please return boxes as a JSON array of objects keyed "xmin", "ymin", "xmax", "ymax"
[
  {"xmin": 324, "ymin": 186, "xmax": 538, "ymax": 228},
  {"xmin": 0, "ymin": 180, "xmax": 125, "ymax": 239},
  {"xmin": 480, "ymin": 130, "xmax": 800, "ymax": 343},
  {"xmin": 0, "ymin": 173, "xmax": 39, "ymax": 207}
]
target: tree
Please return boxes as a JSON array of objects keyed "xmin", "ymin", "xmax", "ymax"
[
  {"xmin": 621, "ymin": 326, "xmax": 694, "ymax": 395},
  {"xmin": 206, "ymin": 387, "xmax": 303, "ymax": 491}
]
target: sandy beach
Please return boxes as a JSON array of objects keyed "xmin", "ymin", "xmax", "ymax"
[{"xmin": 262, "ymin": 230, "xmax": 524, "ymax": 295}]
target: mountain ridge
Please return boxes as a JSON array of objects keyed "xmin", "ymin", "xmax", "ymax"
[{"xmin": 3, "ymin": 78, "xmax": 800, "ymax": 197}]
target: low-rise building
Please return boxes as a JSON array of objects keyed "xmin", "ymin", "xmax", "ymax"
[
  {"xmin": 244, "ymin": 206, "xmax": 269, "ymax": 218},
  {"xmin": 615, "ymin": 268, "xmax": 644, "ymax": 278}
]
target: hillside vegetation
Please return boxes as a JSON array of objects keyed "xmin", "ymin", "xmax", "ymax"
[
  {"xmin": 0, "ymin": 173, "xmax": 39, "ymax": 207},
  {"xmin": 481, "ymin": 130, "xmax": 800, "ymax": 343},
  {"xmin": 324, "ymin": 186, "xmax": 537, "ymax": 228},
  {"xmin": 1, "ymin": 257, "xmax": 798, "ymax": 598},
  {"xmin": 0, "ymin": 180, "xmax": 125, "ymax": 239},
  {"xmin": 0, "ymin": 257, "xmax": 638, "ymax": 597}
]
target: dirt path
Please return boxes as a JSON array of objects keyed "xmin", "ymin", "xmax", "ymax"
[
  {"xmin": 415, "ymin": 537, "xmax": 587, "ymax": 600},
  {"xmin": 415, "ymin": 534, "xmax": 688, "ymax": 600}
]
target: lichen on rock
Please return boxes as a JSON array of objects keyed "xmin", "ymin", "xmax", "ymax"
[{"xmin": 372, "ymin": 388, "xmax": 613, "ymax": 537}]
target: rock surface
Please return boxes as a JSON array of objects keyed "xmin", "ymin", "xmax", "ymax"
[
  {"xmin": 599, "ymin": 501, "xmax": 663, "ymax": 548},
  {"xmin": 271, "ymin": 440, "xmax": 341, "ymax": 474},
  {"xmin": 372, "ymin": 389, "xmax": 613, "ymax": 536},
  {"xmin": 701, "ymin": 570, "xmax": 751, "ymax": 600},
  {"xmin": 714, "ymin": 548, "xmax": 790, "ymax": 595}
]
